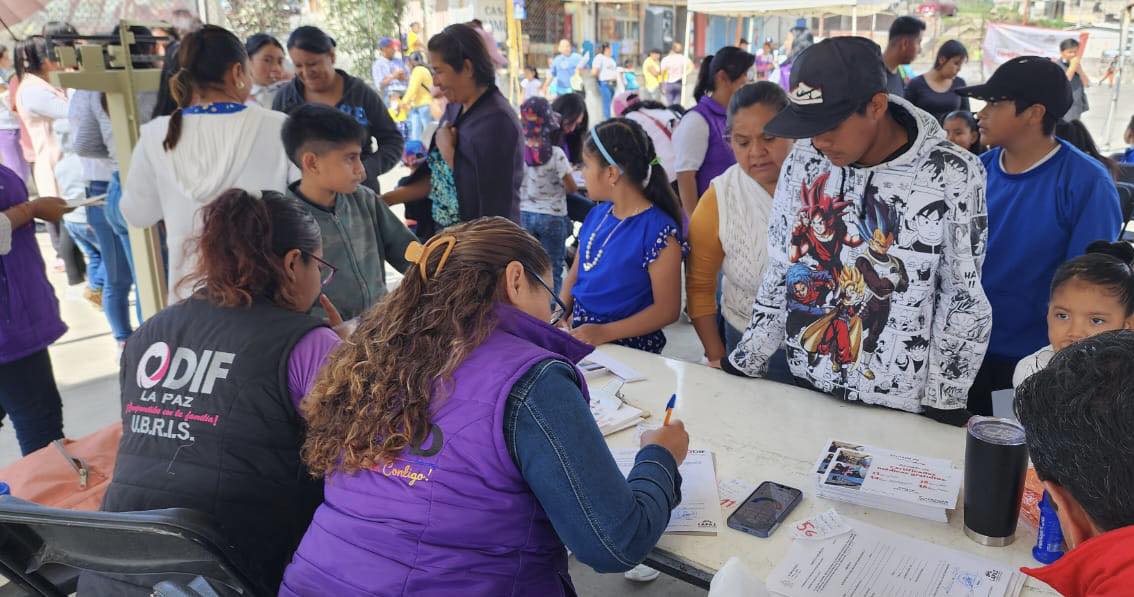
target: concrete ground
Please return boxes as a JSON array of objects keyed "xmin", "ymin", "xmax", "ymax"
[{"xmin": 2, "ymin": 164, "xmax": 706, "ymax": 596}]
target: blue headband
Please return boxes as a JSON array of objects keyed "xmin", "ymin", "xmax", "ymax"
[{"xmin": 590, "ymin": 127, "xmax": 623, "ymax": 174}]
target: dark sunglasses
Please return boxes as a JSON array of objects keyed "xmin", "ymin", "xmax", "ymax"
[
  {"xmin": 303, "ymin": 251, "xmax": 337, "ymax": 287},
  {"xmin": 528, "ymin": 271, "xmax": 567, "ymax": 326}
]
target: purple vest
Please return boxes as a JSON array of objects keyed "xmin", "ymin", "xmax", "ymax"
[
  {"xmin": 279, "ymin": 304, "xmax": 594, "ymax": 597},
  {"xmin": 0, "ymin": 165, "xmax": 66, "ymax": 364},
  {"xmin": 690, "ymin": 95, "xmax": 736, "ymax": 197}
]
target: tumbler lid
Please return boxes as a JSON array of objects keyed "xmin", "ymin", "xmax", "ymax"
[{"xmin": 967, "ymin": 416, "xmax": 1026, "ymax": 446}]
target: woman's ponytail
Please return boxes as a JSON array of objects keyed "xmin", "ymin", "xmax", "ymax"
[
  {"xmin": 161, "ymin": 25, "xmax": 249, "ymax": 151},
  {"xmin": 692, "ymin": 53, "xmax": 715, "ymax": 102},
  {"xmin": 180, "ymin": 189, "xmax": 320, "ymax": 308}
]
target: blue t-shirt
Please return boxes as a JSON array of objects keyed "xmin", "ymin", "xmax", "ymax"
[
  {"xmin": 550, "ymin": 53, "xmax": 583, "ymax": 90},
  {"xmin": 981, "ymin": 139, "xmax": 1122, "ymax": 359},
  {"xmin": 1121, "ymin": 147, "xmax": 1134, "ymax": 164},
  {"xmin": 572, "ymin": 202, "xmax": 684, "ymax": 320}
]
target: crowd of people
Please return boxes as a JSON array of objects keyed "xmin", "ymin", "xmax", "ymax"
[{"xmin": 2, "ymin": 12, "xmax": 1134, "ymax": 596}]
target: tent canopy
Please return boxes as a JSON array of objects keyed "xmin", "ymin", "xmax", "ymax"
[{"xmin": 689, "ymin": 0, "xmax": 890, "ymax": 17}]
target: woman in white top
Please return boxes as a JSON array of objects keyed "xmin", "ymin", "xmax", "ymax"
[
  {"xmin": 13, "ymin": 36, "xmax": 68, "ymax": 198},
  {"xmin": 245, "ymin": 33, "xmax": 288, "ymax": 109},
  {"xmin": 592, "ymin": 43, "xmax": 619, "ymax": 120},
  {"xmin": 672, "ymin": 47, "xmax": 753, "ymax": 216},
  {"xmin": 123, "ymin": 25, "xmax": 297, "ymax": 302},
  {"xmin": 686, "ymin": 82, "xmax": 794, "ymax": 381}
]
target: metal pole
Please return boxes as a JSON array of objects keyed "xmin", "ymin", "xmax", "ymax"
[
  {"xmin": 852, "ymin": 5, "xmax": 858, "ymax": 36},
  {"xmin": 1104, "ymin": 3, "xmax": 1131, "ymax": 147}
]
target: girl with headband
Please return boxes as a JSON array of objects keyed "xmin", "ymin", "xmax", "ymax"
[
  {"xmin": 283, "ymin": 217, "xmax": 689, "ymax": 594},
  {"xmin": 559, "ymin": 118, "xmax": 687, "ymax": 353}
]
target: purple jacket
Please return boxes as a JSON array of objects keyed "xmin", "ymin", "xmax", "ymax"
[
  {"xmin": 279, "ymin": 304, "xmax": 594, "ymax": 596},
  {"xmin": 689, "ymin": 95, "xmax": 735, "ymax": 197},
  {"xmin": 0, "ymin": 165, "xmax": 66, "ymax": 364}
]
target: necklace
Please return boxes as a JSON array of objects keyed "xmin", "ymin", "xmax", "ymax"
[{"xmin": 582, "ymin": 205, "xmax": 647, "ymax": 272}]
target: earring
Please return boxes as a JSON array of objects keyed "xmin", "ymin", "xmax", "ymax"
[{"xmin": 236, "ymin": 80, "xmax": 245, "ymax": 90}]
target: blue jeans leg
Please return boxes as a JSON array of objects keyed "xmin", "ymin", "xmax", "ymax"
[
  {"xmin": 87, "ymin": 206, "xmax": 134, "ymax": 341},
  {"xmin": 63, "ymin": 219, "xmax": 104, "ymax": 291},
  {"xmin": 521, "ymin": 211, "xmax": 571, "ymax": 296},
  {"xmin": 409, "ymin": 104, "xmax": 431, "ymax": 143},
  {"xmin": 106, "ymin": 171, "xmax": 145, "ymax": 324},
  {"xmin": 599, "ymin": 81, "xmax": 614, "ymax": 119},
  {"xmin": 0, "ymin": 349, "xmax": 65, "ymax": 455}
]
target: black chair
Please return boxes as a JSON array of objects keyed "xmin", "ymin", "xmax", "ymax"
[
  {"xmin": 0, "ymin": 497, "xmax": 265, "ymax": 596},
  {"xmin": 1117, "ymin": 162, "xmax": 1134, "ymax": 186},
  {"xmin": 1117, "ymin": 182, "xmax": 1134, "ymax": 242}
]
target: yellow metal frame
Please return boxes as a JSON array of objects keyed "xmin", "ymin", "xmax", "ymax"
[{"xmin": 51, "ymin": 21, "xmax": 168, "ymax": 319}]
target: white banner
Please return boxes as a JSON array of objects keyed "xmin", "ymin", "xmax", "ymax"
[{"xmin": 982, "ymin": 23, "xmax": 1071, "ymax": 72}]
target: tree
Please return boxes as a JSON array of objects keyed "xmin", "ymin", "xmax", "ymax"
[
  {"xmin": 321, "ymin": 0, "xmax": 404, "ymax": 79},
  {"xmin": 224, "ymin": 0, "xmax": 293, "ymax": 38}
]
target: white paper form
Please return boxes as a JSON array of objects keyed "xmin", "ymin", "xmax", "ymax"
[
  {"xmin": 612, "ymin": 448, "xmax": 723, "ymax": 535},
  {"xmin": 766, "ymin": 517, "xmax": 1027, "ymax": 597}
]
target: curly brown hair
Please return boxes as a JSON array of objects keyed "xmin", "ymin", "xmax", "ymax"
[
  {"xmin": 302, "ymin": 217, "xmax": 551, "ymax": 476},
  {"xmin": 178, "ymin": 189, "xmax": 321, "ymax": 308}
]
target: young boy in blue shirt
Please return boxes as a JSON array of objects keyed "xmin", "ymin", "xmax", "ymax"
[
  {"xmin": 282, "ymin": 104, "xmax": 418, "ymax": 322},
  {"xmin": 957, "ymin": 57, "xmax": 1122, "ymax": 415}
]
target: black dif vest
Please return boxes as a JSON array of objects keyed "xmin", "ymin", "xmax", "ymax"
[{"xmin": 90, "ymin": 298, "xmax": 326, "ymax": 596}]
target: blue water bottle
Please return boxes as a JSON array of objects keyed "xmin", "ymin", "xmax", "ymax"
[{"xmin": 1033, "ymin": 491, "xmax": 1065, "ymax": 564}]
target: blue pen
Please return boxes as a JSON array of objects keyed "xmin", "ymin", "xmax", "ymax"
[{"xmin": 663, "ymin": 394, "xmax": 676, "ymax": 425}]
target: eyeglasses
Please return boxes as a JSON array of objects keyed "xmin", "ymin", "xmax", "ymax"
[
  {"xmin": 528, "ymin": 271, "xmax": 568, "ymax": 326},
  {"xmin": 303, "ymin": 251, "xmax": 338, "ymax": 287}
]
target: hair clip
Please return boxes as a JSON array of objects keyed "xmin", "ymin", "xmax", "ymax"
[{"xmin": 406, "ymin": 235, "xmax": 458, "ymax": 281}]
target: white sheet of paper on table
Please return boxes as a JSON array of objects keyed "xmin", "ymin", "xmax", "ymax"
[
  {"xmin": 789, "ymin": 508, "xmax": 851, "ymax": 541},
  {"xmin": 580, "ymin": 349, "xmax": 646, "ymax": 382},
  {"xmin": 766, "ymin": 517, "xmax": 1027, "ymax": 597},
  {"xmin": 611, "ymin": 447, "xmax": 724, "ymax": 535},
  {"xmin": 589, "ymin": 380, "xmax": 648, "ymax": 436}
]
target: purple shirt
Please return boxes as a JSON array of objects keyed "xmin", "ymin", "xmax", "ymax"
[{"xmin": 286, "ymin": 326, "xmax": 340, "ymax": 409}]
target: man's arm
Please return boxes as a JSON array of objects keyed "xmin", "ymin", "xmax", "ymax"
[{"xmin": 925, "ymin": 154, "xmax": 990, "ymax": 410}]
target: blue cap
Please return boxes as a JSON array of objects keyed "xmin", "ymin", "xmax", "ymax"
[{"xmin": 378, "ymin": 36, "xmax": 396, "ymax": 49}]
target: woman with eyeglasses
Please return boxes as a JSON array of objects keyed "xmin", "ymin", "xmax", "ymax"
[
  {"xmin": 281, "ymin": 217, "xmax": 689, "ymax": 596},
  {"xmin": 82, "ymin": 189, "xmax": 343, "ymax": 596}
]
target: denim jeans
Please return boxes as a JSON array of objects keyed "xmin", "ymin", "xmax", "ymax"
[
  {"xmin": 724, "ymin": 322, "xmax": 795, "ymax": 384},
  {"xmin": 0, "ymin": 349, "xmax": 65, "ymax": 455},
  {"xmin": 521, "ymin": 211, "xmax": 571, "ymax": 295},
  {"xmin": 63, "ymin": 219, "xmax": 104, "ymax": 291},
  {"xmin": 106, "ymin": 172, "xmax": 144, "ymax": 324},
  {"xmin": 598, "ymin": 81, "xmax": 615, "ymax": 119},
  {"xmin": 408, "ymin": 104, "xmax": 432, "ymax": 143},
  {"xmin": 662, "ymin": 82, "xmax": 683, "ymax": 106},
  {"xmin": 86, "ymin": 182, "xmax": 134, "ymax": 341}
]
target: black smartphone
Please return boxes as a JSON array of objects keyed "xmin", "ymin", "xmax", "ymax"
[{"xmin": 726, "ymin": 481, "xmax": 803, "ymax": 538}]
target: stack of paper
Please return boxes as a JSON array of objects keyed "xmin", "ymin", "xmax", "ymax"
[
  {"xmin": 611, "ymin": 447, "xmax": 723, "ymax": 535},
  {"xmin": 768, "ymin": 512, "xmax": 1027, "ymax": 597},
  {"xmin": 813, "ymin": 439, "xmax": 961, "ymax": 523},
  {"xmin": 579, "ymin": 349, "xmax": 646, "ymax": 382},
  {"xmin": 589, "ymin": 380, "xmax": 649, "ymax": 436}
]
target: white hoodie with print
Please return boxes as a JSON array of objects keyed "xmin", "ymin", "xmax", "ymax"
[
  {"xmin": 728, "ymin": 95, "xmax": 990, "ymax": 413},
  {"xmin": 121, "ymin": 104, "xmax": 299, "ymax": 302}
]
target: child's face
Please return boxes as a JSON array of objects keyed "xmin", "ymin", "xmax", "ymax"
[
  {"xmin": 582, "ymin": 149, "xmax": 616, "ymax": 198},
  {"xmin": 944, "ymin": 117, "xmax": 977, "ymax": 150},
  {"xmin": 977, "ymin": 100, "xmax": 1031, "ymax": 148},
  {"xmin": 1048, "ymin": 278, "xmax": 1134, "ymax": 352},
  {"xmin": 306, "ymin": 143, "xmax": 367, "ymax": 194}
]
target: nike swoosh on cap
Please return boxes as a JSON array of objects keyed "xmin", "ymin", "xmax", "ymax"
[{"xmin": 790, "ymin": 82, "xmax": 823, "ymax": 105}]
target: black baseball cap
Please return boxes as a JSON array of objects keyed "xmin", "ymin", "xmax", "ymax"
[
  {"xmin": 955, "ymin": 56, "xmax": 1072, "ymax": 120},
  {"xmin": 764, "ymin": 37, "xmax": 887, "ymax": 139}
]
